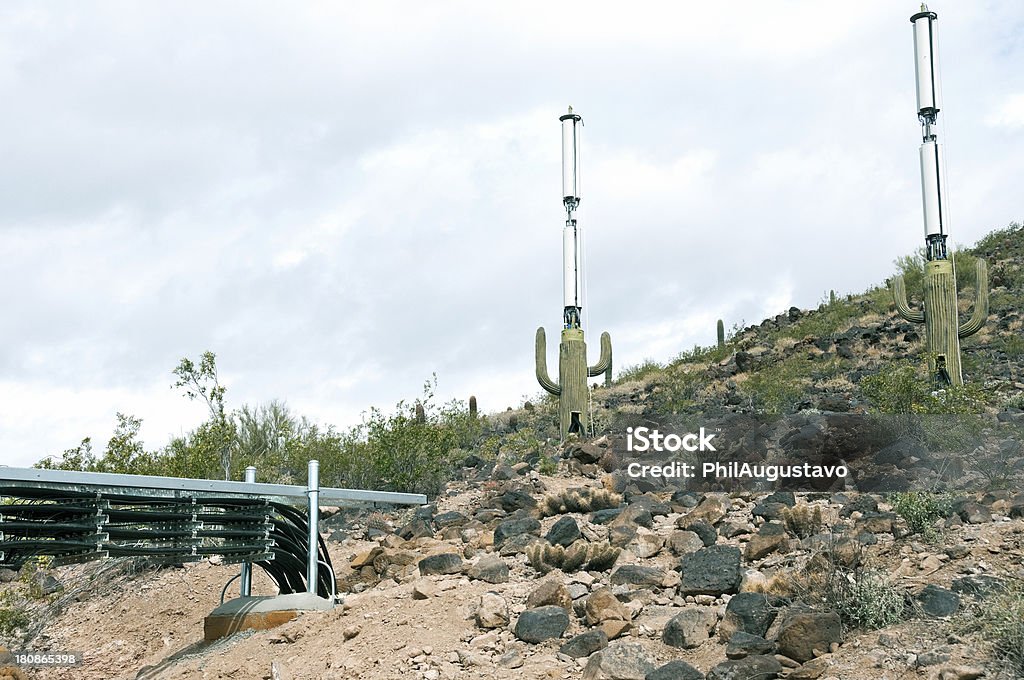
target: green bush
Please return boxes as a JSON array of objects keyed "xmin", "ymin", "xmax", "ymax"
[
  {"xmin": 825, "ymin": 568, "xmax": 907, "ymax": 631},
  {"xmin": 894, "ymin": 248, "xmax": 981, "ymax": 294},
  {"xmin": 861, "ymin": 361, "xmax": 989, "ymax": 416},
  {"xmin": 890, "ymin": 491, "xmax": 952, "ymax": 540},
  {"xmin": 740, "ymin": 355, "xmax": 819, "ymax": 415},
  {"xmin": 617, "ymin": 359, "xmax": 663, "ymax": 382},
  {"xmin": 0, "ymin": 591, "xmax": 29, "ymax": 638},
  {"xmin": 980, "ymin": 579, "xmax": 1024, "ymax": 675}
]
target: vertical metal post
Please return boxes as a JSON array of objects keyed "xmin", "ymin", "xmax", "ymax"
[
  {"xmin": 306, "ymin": 459, "xmax": 320, "ymax": 595},
  {"xmin": 239, "ymin": 466, "xmax": 257, "ymax": 596}
]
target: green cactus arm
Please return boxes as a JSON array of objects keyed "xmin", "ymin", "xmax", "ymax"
[
  {"xmin": 958, "ymin": 258, "xmax": 989, "ymax": 338},
  {"xmin": 587, "ymin": 331, "xmax": 613, "ymax": 386},
  {"xmin": 535, "ymin": 327, "xmax": 561, "ymax": 396},
  {"xmin": 892, "ymin": 274, "xmax": 925, "ymax": 324}
]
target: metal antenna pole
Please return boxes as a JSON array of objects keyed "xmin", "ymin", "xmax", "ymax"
[
  {"xmin": 306, "ymin": 459, "xmax": 320, "ymax": 595},
  {"xmin": 239, "ymin": 465, "xmax": 257, "ymax": 596}
]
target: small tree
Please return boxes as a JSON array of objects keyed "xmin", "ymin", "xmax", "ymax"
[
  {"xmin": 173, "ymin": 351, "xmax": 235, "ymax": 480},
  {"xmin": 97, "ymin": 412, "xmax": 152, "ymax": 474}
]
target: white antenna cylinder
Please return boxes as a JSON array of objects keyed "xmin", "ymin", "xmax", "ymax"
[
  {"xmin": 911, "ymin": 9, "xmax": 941, "ymax": 119},
  {"xmin": 563, "ymin": 223, "xmax": 582, "ymax": 310},
  {"xmin": 919, "ymin": 139, "xmax": 946, "ymax": 237},
  {"xmin": 560, "ymin": 110, "xmax": 582, "ymax": 205}
]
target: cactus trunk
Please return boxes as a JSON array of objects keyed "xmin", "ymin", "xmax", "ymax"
[
  {"xmin": 536, "ymin": 326, "xmax": 611, "ymax": 439},
  {"xmin": 717, "ymin": 319, "xmax": 725, "ymax": 349},
  {"xmin": 922, "ymin": 259, "xmax": 963, "ymax": 385},
  {"xmin": 892, "ymin": 257, "xmax": 988, "ymax": 387},
  {"xmin": 558, "ymin": 329, "xmax": 589, "ymax": 438}
]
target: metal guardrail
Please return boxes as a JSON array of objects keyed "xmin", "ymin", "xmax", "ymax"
[
  {"xmin": 0, "ymin": 462, "xmax": 427, "ymax": 602},
  {"xmin": 0, "ymin": 466, "xmax": 427, "ymax": 506}
]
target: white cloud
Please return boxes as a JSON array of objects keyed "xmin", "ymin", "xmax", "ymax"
[{"xmin": 985, "ymin": 93, "xmax": 1024, "ymax": 129}]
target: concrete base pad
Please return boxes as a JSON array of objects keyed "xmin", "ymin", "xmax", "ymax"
[{"xmin": 204, "ymin": 593, "xmax": 335, "ymax": 641}]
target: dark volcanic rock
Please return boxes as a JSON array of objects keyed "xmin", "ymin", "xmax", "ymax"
[
  {"xmin": 583, "ymin": 641, "xmax": 657, "ymax": 680},
  {"xmin": 725, "ymin": 631, "xmax": 774, "ymax": 659},
  {"xmin": 610, "ymin": 565, "xmax": 667, "ymax": 587},
  {"xmin": 645, "ymin": 660, "xmax": 705, "ymax": 680},
  {"xmin": 433, "ymin": 511, "xmax": 469, "ymax": 528},
  {"xmin": 706, "ymin": 655, "xmax": 782, "ymax": 680},
  {"xmin": 680, "ymin": 519, "xmax": 717, "ymax": 547},
  {"xmin": 494, "ymin": 517, "xmax": 541, "ymax": 548},
  {"xmin": 679, "ymin": 545, "xmax": 741, "ymax": 596},
  {"xmin": 546, "ymin": 515, "xmax": 582, "ymax": 547},
  {"xmin": 560, "ymin": 630, "xmax": 609, "ymax": 658},
  {"xmin": 917, "ymin": 585, "xmax": 960, "ymax": 617},
  {"xmin": 514, "ymin": 606, "xmax": 570, "ymax": 643},
  {"xmin": 719, "ymin": 592, "xmax": 781, "ymax": 640},
  {"xmin": 418, "ymin": 553, "xmax": 463, "ymax": 576},
  {"xmin": 498, "ymin": 489, "xmax": 537, "ymax": 512}
]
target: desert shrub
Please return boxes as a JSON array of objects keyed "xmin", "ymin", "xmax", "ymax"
[
  {"xmin": 890, "ymin": 491, "xmax": 952, "ymax": 540},
  {"xmin": 740, "ymin": 355, "xmax": 817, "ymax": 415},
  {"xmin": 0, "ymin": 592, "xmax": 28, "ymax": 639},
  {"xmin": 825, "ymin": 568, "xmax": 907, "ymax": 631},
  {"xmin": 617, "ymin": 359, "xmax": 663, "ymax": 382},
  {"xmin": 672, "ymin": 341, "xmax": 731, "ymax": 366},
  {"xmin": 979, "ymin": 579, "xmax": 1024, "ymax": 675}
]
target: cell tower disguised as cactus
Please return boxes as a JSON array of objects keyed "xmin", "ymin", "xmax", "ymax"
[
  {"xmin": 535, "ymin": 108, "xmax": 613, "ymax": 439},
  {"xmin": 891, "ymin": 6, "xmax": 989, "ymax": 386}
]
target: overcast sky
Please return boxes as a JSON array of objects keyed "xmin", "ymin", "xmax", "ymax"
[{"xmin": 2, "ymin": 2, "xmax": 1023, "ymax": 468}]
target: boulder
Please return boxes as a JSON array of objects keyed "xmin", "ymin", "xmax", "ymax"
[
  {"xmin": 527, "ymin": 580, "xmax": 572, "ymax": 611},
  {"xmin": 706, "ymin": 655, "xmax": 782, "ymax": 680},
  {"xmin": 418, "ymin": 553, "xmax": 463, "ymax": 576},
  {"xmin": 475, "ymin": 592, "xmax": 509, "ymax": 629},
  {"xmin": 662, "ymin": 608, "xmax": 716, "ymax": 649},
  {"xmin": 775, "ymin": 611, "xmax": 842, "ymax": 663},
  {"xmin": 560, "ymin": 630, "xmax": 609, "ymax": 658},
  {"xmin": 719, "ymin": 592, "xmax": 780, "ymax": 640},
  {"xmin": 514, "ymin": 606, "xmax": 570, "ymax": 643},
  {"xmin": 585, "ymin": 588, "xmax": 630, "ymax": 626},
  {"xmin": 494, "ymin": 517, "xmax": 541, "ymax": 548},
  {"xmin": 679, "ymin": 545, "xmax": 741, "ymax": 596},
  {"xmin": 582, "ymin": 642, "xmax": 658, "ymax": 680},
  {"xmin": 546, "ymin": 515, "xmax": 582, "ymax": 546},
  {"xmin": 466, "ymin": 555, "xmax": 509, "ymax": 584},
  {"xmin": 916, "ymin": 585, "xmax": 960, "ymax": 617},
  {"xmin": 645, "ymin": 660, "xmax": 705, "ymax": 680}
]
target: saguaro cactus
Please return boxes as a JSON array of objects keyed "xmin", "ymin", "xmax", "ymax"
[
  {"xmin": 717, "ymin": 319, "xmax": 725, "ymax": 349},
  {"xmin": 891, "ymin": 7, "xmax": 990, "ymax": 387},
  {"xmin": 536, "ymin": 327, "xmax": 612, "ymax": 439},
  {"xmin": 892, "ymin": 258, "xmax": 988, "ymax": 385},
  {"xmin": 468, "ymin": 395, "xmax": 478, "ymax": 419}
]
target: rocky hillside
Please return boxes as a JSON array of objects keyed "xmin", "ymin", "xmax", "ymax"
[{"xmin": 1, "ymin": 223, "xmax": 1023, "ymax": 680}]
